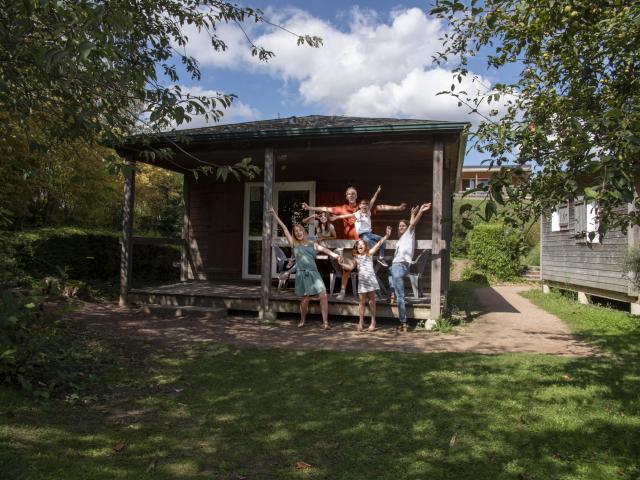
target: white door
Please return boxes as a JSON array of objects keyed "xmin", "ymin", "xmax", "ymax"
[{"xmin": 242, "ymin": 181, "xmax": 316, "ymax": 279}]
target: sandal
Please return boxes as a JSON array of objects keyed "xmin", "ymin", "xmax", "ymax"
[
  {"xmin": 298, "ymin": 320, "xmax": 305, "ymax": 328},
  {"xmin": 323, "ymin": 322, "xmax": 331, "ymax": 331}
]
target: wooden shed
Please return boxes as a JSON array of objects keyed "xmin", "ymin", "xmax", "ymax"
[
  {"xmin": 541, "ymin": 199, "xmax": 640, "ymax": 314},
  {"xmin": 117, "ymin": 115, "xmax": 468, "ymax": 320}
]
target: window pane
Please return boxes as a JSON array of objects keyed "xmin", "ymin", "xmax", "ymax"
[
  {"xmin": 249, "ymin": 186, "xmax": 264, "ymax": 236},
  {"xmin": 277, "ymin": 190, "xmax": 310, "ymax": 237},
  {"xmin": 248, "ymin": 240, "xmax": 262, "ymax": 275}
]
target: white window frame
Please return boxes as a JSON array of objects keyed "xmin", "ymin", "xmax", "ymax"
[
  {"xmin": 586, "ymin": 201, "xmax": 600, "ymax": 244},
  {"xmin": 241, "ymin": 181, "xmax": 316, "ymax": 280},
  {"xmin": 551, "ymin": 211, "xmax": 561, "ymax": 232}
]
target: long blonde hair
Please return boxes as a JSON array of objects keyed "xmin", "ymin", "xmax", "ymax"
[{"xmin": 291, "ymin": 223, "xmax": 309, "ymax": 245}]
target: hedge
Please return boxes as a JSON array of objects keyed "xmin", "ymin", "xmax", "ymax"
[
  {"xmin": 468, "ymin": 224, "xmax": 524, "ymax": 281},
  {"xmin": 13, "ymin": 227, "xmax": 179, "ymax": 283}
]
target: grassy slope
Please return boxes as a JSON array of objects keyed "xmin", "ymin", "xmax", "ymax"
[{"xmin": 1, "ymin": 290, "xmax": 639, "ymax": 480}]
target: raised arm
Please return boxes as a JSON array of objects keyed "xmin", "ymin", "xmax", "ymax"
[
  {"xmin": 369, "ymin": 226, "xmax": 392, "ymax": 256},
  {"xmin": 301, "ymin": 214, "xmax": 317, "ymax": 225},
  {"xmin": 409, "ymin": 203, "xmax": 432, "ymax": 230},
  {"xmin": 376, "ymin": 202, "xmax": 407, "ymax": 212},
  {"xmin": 331, "ymin": 212, "xmax": 356, "ymax": 220},
  {"xmin": 302, "ymin": 202, "xmax": 332, "ymax": 214},
  {"xmin": 269, "ymin": 207, "xmax": 294, "ymax": 246},
  {"xmin": 369, "ymin": 185, "xmax": 382, "ymax": 211}
]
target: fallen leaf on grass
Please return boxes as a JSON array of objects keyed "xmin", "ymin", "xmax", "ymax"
[
  {"xmin": 561, "ymin": 374, "xmax": 572, "ymax": 381},
  {"xmin": 295, "ymin": 461, "xmax": 313, "ymax": 470},
  {"xmin": 449, "ymin": 432, "xmax": 457, "ymax": 448},
  {"xmin": 113, "ymin": 442, "xmax": 126, "ymax": 453}
]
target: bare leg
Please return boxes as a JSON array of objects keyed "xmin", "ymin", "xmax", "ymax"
[
  {"xmin": 299, "ymin": 296, "xmax": 309, "ymax": 327},
  {"xmin": 341, "ymin": 268, "xmax": 352, "ymax": 290},
  {"xmin": 367, "ymin": 291, "xmax": 377, "ymax": 331},
  {"xmin": 357, "ymin": 293, "xmax": 366, "ymax": 331},
  {"xmin": 319, "ymin": 291, "xmax": 330, "ymax": 330}
]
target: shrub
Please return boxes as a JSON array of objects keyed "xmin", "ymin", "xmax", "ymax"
[
  {"xmin": 525, "ymin": 244, "xmax": 540, "ymax": 266},
  {"xmin": 13, "ymin": 227, "xmax": 179, "ymax": 283},
  {"xmin": 468, "ymin": 224, "xmax": 524, "ymax": 281},
  {"xmin": 0, "ymin": 287, "xmax": 62, "ymax": 396},
  {"xmin": 624, "ymin": 247, "xmax": 640, "ymax": 289}
]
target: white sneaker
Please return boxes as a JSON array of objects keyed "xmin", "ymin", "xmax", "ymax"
[
  {"xmin": 335, "ymin": 291, "xmax": 346, "ymax": 300},
  {"xmin": 377, "ymin": 258, "xmax": 389, "ymax": 267}
]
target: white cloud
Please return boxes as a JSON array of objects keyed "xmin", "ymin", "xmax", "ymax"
[
  {"xmin": 184, "ymin": 6, "xmax": 505, "ymax": 123},
  {"xmin": 173, "ymin": 85, "xmax": 261, "ymax": 129}
]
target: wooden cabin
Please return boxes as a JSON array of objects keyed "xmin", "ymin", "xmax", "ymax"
[
  {"xmin": 541, "ymin": 199, "xmax": 640, "ymax": 314},
  {"xmin": 117, "ymin": 115, "xmax": 469, "ymax": 321}
]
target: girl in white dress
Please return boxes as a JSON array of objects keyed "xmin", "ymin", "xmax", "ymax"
[{"xmin": 353, "ymin": 226, "xmax": 391, "ymax": 332}]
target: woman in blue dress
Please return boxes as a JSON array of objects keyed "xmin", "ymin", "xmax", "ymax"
[{"xmin": 270, "ymin": 207, "xmax": 343, "ymax": 330}]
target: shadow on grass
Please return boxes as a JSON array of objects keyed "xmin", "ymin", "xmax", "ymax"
[
  {"xmin": 447, "ymin": 279, "xmax": 491, "ymax": 325},
  {"xmin": 2, "ymin": 311, "xmax": 639, "ymax": 480}
]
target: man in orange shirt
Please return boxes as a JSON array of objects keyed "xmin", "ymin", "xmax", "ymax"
[{"xmin": 303, "ymin": 185, "xmax": 406, "ymax": 300}]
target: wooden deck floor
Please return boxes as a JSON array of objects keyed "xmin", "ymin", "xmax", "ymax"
[{"xmin": 129, "ymin": 281, "xmax": 437, "ymax": 320}]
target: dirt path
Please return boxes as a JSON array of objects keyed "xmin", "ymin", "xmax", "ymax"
[{"xmin": 74, "ymin": 285, "xmax": 598, "ymax": 356}]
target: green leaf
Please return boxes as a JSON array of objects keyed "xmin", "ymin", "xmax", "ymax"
[
  {"xmin": 584, "ymin": 187, "xmax": 598, "ymax": 199},
  {"xmin": 459, "ymin": 203, "xmax": 474, "ymax": 215},
  {"xmin": 79, "ymin": 41, "xmax": 95, "ymax": 61}
]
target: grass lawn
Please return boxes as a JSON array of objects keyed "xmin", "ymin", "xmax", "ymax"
[{"xmin": 1, "ymin": 288, "xmax": 639, "ymax": 479}]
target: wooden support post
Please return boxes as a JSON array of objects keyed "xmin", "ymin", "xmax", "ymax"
[
  {"xmin": 442, "ymin": 146, "xmax": 452, "ymax": 298},
  {"xmin": 430, "ymin": 140, "xmax": 444, "ymax": 319},
  {"xmin": 260, "ymin": 147, "xmax": 276, "ymax": 320},
  {"xmin": 119, "ymin": 159, "xmax": 135, "ymax": 306},
  {"xmin": 180, "ymin": 173, "xmax": 190, "ymax": 282}
]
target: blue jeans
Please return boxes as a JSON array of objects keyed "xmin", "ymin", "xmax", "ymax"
[
  {"xmin": 388, "ymin": 262, "xmax": 408, "ymax": 323},
  {"xmin": 360, "ymin": 231, "xmax": 385, "ymax": 257}
]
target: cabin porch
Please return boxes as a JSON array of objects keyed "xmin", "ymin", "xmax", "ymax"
[{"xmin": 129, "ymin": 280, "xmax": 440, "ymax": 320}]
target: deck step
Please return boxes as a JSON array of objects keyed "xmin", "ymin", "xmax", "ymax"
[
  {"xmin": 141, "ymin": 304, "xmax": 227, "ymax": 320},
  {"xmin": 522, "ymin": 266, "xmax": 541, "ymax": 281}
]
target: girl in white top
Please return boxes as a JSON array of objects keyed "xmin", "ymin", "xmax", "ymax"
[{"xmin": 353, "ymin": 226, "xmax": 392, "ymax": 332}]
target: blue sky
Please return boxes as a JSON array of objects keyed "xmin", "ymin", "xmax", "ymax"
[{"xmin": 174, "ymin": 1, "xmax": 517, "ymax": 165}]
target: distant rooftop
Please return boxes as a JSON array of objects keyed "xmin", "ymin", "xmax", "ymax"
[{"xmin": 463, "ymin": 164, "xmax": 531, "ymax": 172}]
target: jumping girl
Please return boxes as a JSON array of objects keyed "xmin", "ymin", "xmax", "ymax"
[
  {"xmin": 352, "ymin": 225, "xmax": 392, "ymax": 332},
  {"xmin": 270, "ymin": 207, "xmax": 342, "ymax": 330}
]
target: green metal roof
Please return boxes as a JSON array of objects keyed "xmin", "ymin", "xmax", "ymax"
[{"xmin": 131, "ymin": 115, "xmax": 470, "ymax": 145}]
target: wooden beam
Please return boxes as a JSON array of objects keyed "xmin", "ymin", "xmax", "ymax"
[
  {"xmin": 181, "ymin": 173, "xmax": 190, "ymax": 281},
  {"xmin": 119, "ymin": 159, "xmax": 136, "ymax": 306},
  {"xmin": 260, "ymin": 147, "xmax": 276, "ymax": 319},
  {"xmin": 441, "ymin": 144, "xmax": 452, "ymax": 297},
  {"xmin": 430, "ymin": 140, "xmax": 444, "ymax": 318},
  {"xmin": 133, "ymin": 236, "xmax": 182, "ymax": 246},
  {"xmin": 272, "ymin": 238, "xmax": 435, "ymax": 249}
]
